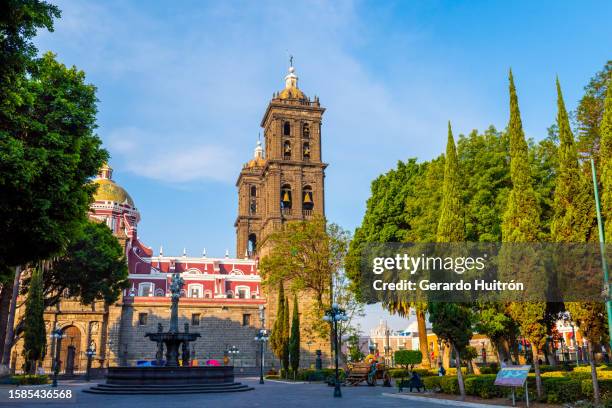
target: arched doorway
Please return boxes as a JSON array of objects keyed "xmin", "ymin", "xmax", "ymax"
[{"xmin": 59, "ymin": 326, "xmax": 81, "ymax": 374}]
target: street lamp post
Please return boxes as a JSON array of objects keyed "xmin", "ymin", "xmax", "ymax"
[
  {"xmin": 254, "ymin": 305, "xmax": 269, "ymax": 385},
  {"xmin": 323, "ymin": 303, "xmax": 348, "ymax": 398},
  {"xmin": 228, "ymin": 345, "xmax": 240, "ymax": 366},
  {"xmin": 50, "ymin": 329, "xmax": 64, "ymax": 387},
  {"xmin": 85, "ymin": 342, "xmax": 96, "ymax": 382}
]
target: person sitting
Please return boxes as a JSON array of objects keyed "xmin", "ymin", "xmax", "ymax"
[{"xmin": 438, "ymin": 362, "xmax": 446, "ymax": 376}]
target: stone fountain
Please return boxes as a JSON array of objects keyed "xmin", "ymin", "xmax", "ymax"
[
  {"xmin": 84, "ymin": 273, "xmax": 253, "ymax": 395},
  {"xmin": 145, "ymin": 273, "xmax": 200, "ymax": 367}
]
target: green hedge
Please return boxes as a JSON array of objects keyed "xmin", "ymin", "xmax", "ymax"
[
  {"xmin": 297, "ymin": 368, "xmax": 345, "ymax": 382},
  {"xmin": 582, "ymin": 378, "xmax": 612, "ymax": 399},
  {"xmin": 10, "ymin": 375, "xmax": 49, "ymax": 385},
  {"xmin": 543, "ymin": 377, "xmax": 582, "ymax": 403},
  {"xmin": 439, "ymin": 376, "xmax": 460, "ymax": 394},
  {"xmin": 388, "ymin": 368, "xmax": 436, "ymax": 379},
  {"xmin": 423, "ymin": 376, "xmax": 441, "ymax": 391},
  {"xmin": 464, "ymin": 375, "xmax": 502, "ymax": 399}
]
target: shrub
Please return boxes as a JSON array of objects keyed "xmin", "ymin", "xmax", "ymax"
[
  {"xmin": 298, "ymin": 368, "xmax": 345, "ymax": 382},
  {"xmin": 582, "ymin": 378, "xmax": 612, "ymax": 399},
  {"xmin": 446, "ymin": 367, "xmax": 468, "ymax": 376},
  {"xmin": 439, "ymin": 375, "xmax": 460, "ymax": 394},
  {"xmin": 388, "ymin": 369, "xmax": 410, "ymax": 379},
  {"xmin": 394, "ymin": 350, "xmax": 422, "ymax": 371},
  {"xmin": 543, "ymin": 377, "xmax": 582, "ymax": 403},
  {"xmin": 479, "ymin": 365, "xmax": 499, "ymax": 374},
  {"xmin": 423, "ymin": 376, "xmax": 442, "ymax": 391},
  {"xmin": 464, "ymin": 375, "xmax": 501, "ymax": 399},
  {"xmin": 265, "ymin": 374, "xmax": 280, "ymax": 380},
  {"xmin": 10, "ymin": 375, "xmax": 49, "ymax": 385}
]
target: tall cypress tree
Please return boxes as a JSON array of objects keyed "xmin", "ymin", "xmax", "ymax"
[
  {"xmin": 551, "ymin": 78, "xmax": 593, "ymax": 242},
  {"xmin": 22, "ymin": 268, "xmax": 46, "ymax": 374},
  {"xmin": 431, "ymin": 121, "xmax": 470, "ymax": 399},
  {"xmin": 289, "ymin": 293, "xmax": 300, "ymax": 377},
  {"xmin": 502, "ymin": 70, "xmax": 546, "ymax": 398},
  {"xmin": 502, "ymin": 70, "xmax": 541, "ymax": 242},
  {"xmin": 552, "ymin": 78, "xmax": 602, "ymax": 402},
  {"xmin": 437, "ymin": 121, "xmax": 465, "ymax": 242},
  {"xmin": 281, "ymin": 296, "xmax": 290, "ymax": 377},
  {"xmin": 270, "ymin": 282, "xmax": 285, "ymax": 361},
  {"xmin": 601, "ymin": 80, "xmax": 612, "ymax": 243}
]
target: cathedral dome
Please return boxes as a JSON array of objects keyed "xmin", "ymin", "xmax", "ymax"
[{"xmin": 93, "ymin": 164, "xmax": 135, "ymax": 207}]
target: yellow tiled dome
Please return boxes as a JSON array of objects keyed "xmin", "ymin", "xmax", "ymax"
[
  {"xmin": 278, "ymin": 86, "xmax": 306, "ymax": 100},
  {"xmin": 93, "ymin": 178, "xmax": 135, "ymax": 207}
]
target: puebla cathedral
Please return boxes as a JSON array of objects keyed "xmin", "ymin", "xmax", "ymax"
[{"xmin": 11, "ymin": 63, "xmax": 330, "ymax": 375}]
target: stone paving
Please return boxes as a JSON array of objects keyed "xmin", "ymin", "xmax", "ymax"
[{"xmin": 1, "ymin": 378, "xmax": 455, "ymax": 408}]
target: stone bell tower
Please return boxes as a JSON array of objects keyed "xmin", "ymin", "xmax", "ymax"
[
  {"xmin": 234, "ymin": 62, "xmax": 331, "ymax": 366},
  {"xmin": 235, "ymin": 62, "xmax": 327, "ymax": 258}
]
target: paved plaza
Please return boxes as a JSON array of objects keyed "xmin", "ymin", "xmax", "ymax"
[{"xmin": 1, "ymin": 378, "xmax": 457, "ymax": 408}]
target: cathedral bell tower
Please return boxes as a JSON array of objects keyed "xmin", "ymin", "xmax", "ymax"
[{"xmin": 235, "ymin": 62, "xmax": 327, "ymax": 258}]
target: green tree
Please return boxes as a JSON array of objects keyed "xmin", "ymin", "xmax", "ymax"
[
  {"xmin": 347, "ymin": 334, "xmax": 364, "ymax": 362},
  {"xmin": 502, "ymin": 70, "xmax": 541, "ymax": 242},
  {"xmin": 431, "ymin": 121, "xmax": 471, "ymax": 399},
  {"xmin": 566, "ymin": 302, "xmax": 607, "ymax": 405},
  {"xmin": 289, "ymin": 293, "xmax": 300, "ymax": 377},
  {"xmin": 437, "ymin": 122, "xmax": 465, "ymax": 242},
  {"xmin": 576, "ymin": 61, "xmax": 612, "ymax": 163},
  {"xmin": 428, "ymin": 303, "xmax": 472, "ymax": 398},
  {"xmin": 260, "ymin": 216, "xmax": 349, "ymax": 341},
  {"xmin": 282, "ymin": 296, "xmax": 290, "ymax": 378},
  {"xmin": 1, "ymin": 51, "xmax": 108, "ymax": 370},
  {"xmin": 601, "ymin": 80, "xmax": 612, "ymax": 244},
  {"xmin": 553, "ymin": 77, "xmax": 608, "ymax": 404},
  {"xmin": 41, "ymin": 221, "xmax": 128, "ymax": 306},
  {"xmin": 472, "ymin": 303, "xmax": 518, "ymax": 362},
  {"xmin": 22, "ymin": 267, "xmax": 45, "ymax": 374},
  {"xmin": 270, "ymin": 282, "xmax": 286, "ymax": 360},
  {"xmin": 502, "ymin": 70, "xmax": 546, "ymax": 399},
  {"xmin": 394, "ymin": 350, "xmax": 422, "ymax": 382},
  {"xmin": 551, "ymin": 78, "xmax": 593, "ymax": 243}
]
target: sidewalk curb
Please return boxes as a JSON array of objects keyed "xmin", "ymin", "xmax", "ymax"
[
  {"xmin": 265, "ymin": 379, "xmax": 308, "ymax": 385},
  {"xmin": 382, "ymin": 393, "xmax": 509, "ymax": 408}
]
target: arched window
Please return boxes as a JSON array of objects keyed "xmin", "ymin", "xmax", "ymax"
[
  {"xmin": 249, "ymin": 185, "xmax": 257, "ymax": 214},
  {"xmin": 283, "ymin": 121, "xmax": 291, "ymax": 136},
  {"xmin": 281, "ymin": 184, "xmax": 292, "ymax": 209},
  {"xmin": 154, "ymin": 288, "xmax": 165, "ymax": 297},
  {"xmin": 303, "ymin": 185, "xmax": 314, "ymax": 211},
  {"xmin": 226, "ymin": 290, "xmax": 234, "ymax": 299},
  {"xmin": 248, "ymin": 234, "xmax": 257, "ymax": 255},
  {"xmin": 303, "ymin": 142, "xmax": 310, "ymax": 160},
  {"xmin": 302, "ymin": 123, "xmax": 310, "ymax": 138},
  {"xmin": 283, "ymin": 140, "xmax": 292, "ymax": 159}
]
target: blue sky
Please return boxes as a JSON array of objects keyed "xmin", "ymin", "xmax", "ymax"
[{"xmin": 35, "ymin": 0, "xmax": 612, "ymax": 332}]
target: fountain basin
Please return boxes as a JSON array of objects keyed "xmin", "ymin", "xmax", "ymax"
[{"xmin": 106, "ymin": 366, "xmax": 235, "ymax": 385}]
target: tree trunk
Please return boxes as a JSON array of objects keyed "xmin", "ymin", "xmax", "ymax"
[
  {"xmin": 496, "ymin": 338, "xmax": 510, "ymax": 363},
  {"xmin": 0, "ymin": 266, "xmax": 21, "ymax": 375},
  {"xmin": 453, "ymin": 344, "xmax": 465, "ymax": 400},
  {"xmin": 532, "ymin": 345, "xmax": 543, "ymax": 399},
  {"xmin": 416, "ymin": 309, "xmax": 431, "ymax": 368},
  {"xmin": 0, "ymin": 280, "xmax": 13, "ymax": 362},
  {"xmin": 589, "ymin": 342, "xmax": 600, "ymax": 405}
]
